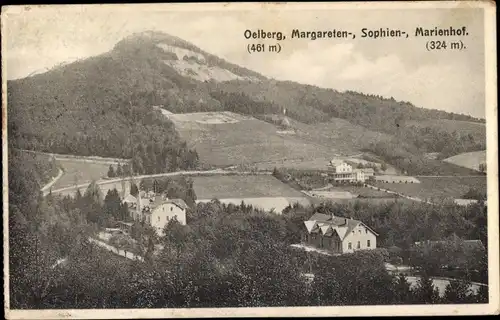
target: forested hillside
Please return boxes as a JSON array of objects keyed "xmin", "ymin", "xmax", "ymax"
[{"xmin": 7, "ymin": 30, "xmax": 485, "ymax": 170}]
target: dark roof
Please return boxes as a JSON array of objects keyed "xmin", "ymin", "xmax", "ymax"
[
  {"xmin": 307, "ymin": 212, "xmax": 378, "ymax": 239},
  {"xmin": 143, "ymin": 196, "xmax": 189, "ymax": 211},
  {"xmin": 169, "ymin": 198, "xmax": 189, "ymax": 210}
]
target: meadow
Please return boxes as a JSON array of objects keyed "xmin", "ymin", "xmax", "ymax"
[
  {"xmin": 372, "ymin": 176, "xmax": 487, "ymax": 201},
  {"xmin": 443, "ymin": 151, "xmax": 486, "ymax": 171},
  {"xmin": 191, "ymin": 174, "xmax": 305, "ymax": 199},
  {"xmin": 171, "ymin": 111, "xmax": 394, "ymax": 170},
  {"xmin": 52, "ymin": 159, "xmax": 115, "ymax": 189}
]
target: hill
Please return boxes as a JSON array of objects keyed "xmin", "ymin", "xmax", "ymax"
[
  {"xmin": 7, "ymin": 31, "xmax": 485, "ymax": 174},
  {"xmin": 168, "ymin": 110, "xmax": 393, "ymax": 170}
]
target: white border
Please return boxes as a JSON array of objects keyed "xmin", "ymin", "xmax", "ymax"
[{"xmin": 2, "ymin": 1, "xmax": 498, "ymax": 318}]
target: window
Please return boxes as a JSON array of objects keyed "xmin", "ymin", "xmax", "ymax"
[
  {"xmin": 367, "ymin": 240, "xmax": 371, "ymax": 248},
  {"xmin": 348, "ymin": 242, "xmax": 352, "ymax": 249},
  {"xmin": 358, "ymin": 229, "xmax": 361, "ymax": 234},
  {"xmin": 170, "ymin": 207, "xmax": 173, "ymax": 211},
  {"xmin": 157, "ymin": 216, "xmax": 160, "ymax": 222},
  {"xmin": 357, "ymin": 241, "xmax": 360, "ymax": 249},
  {"xmin": 365, "ymin": 229, "xmax": 368, "ymax": 234}
]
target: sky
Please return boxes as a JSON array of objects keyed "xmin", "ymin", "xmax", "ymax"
[{"xmin": 3, "ymin": 3, "xmax": 487, "ymax": 118}]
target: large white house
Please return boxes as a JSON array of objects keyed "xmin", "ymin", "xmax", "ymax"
[
  {"xmin": 124, "ymin": 191, "xmax": 189, "ymax": 236},
  {"xmin": 302, "ymin": 212, "xmax": 378, "ymax": 254},
  {"xmin": 328, "ymin": 160, "xmax": 369, "ymax": 183}
]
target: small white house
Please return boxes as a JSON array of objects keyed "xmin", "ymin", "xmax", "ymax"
[
  {"xmin": 127, "ymin": 192, "xmax": 189, "ymax": 236},
  {"xmin": 148, "ymin": 199, "xmax": 188, "ymax": 236}
]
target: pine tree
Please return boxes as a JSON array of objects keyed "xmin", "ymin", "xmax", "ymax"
[
  {"xmin": 474, "ymin": 284, "xmax": 488, "ymax": 303},
  {"xmin": 130, "ymin": 182, "xmax": 139, "ymax": 197},
  {"xmin": 394, "ymin": 274, "xmax": 413, "ymax": 303},
  {"xmin": 116, "ymin": 163, "xmax": 123, "ymax": 177},
  {"xmin": 413, "ymin": 273, "xmax": 440, "ymax": 304},
  {"xmin": 107, "ymin": 165, "xmax": 115, "ymax": 178},
  {"xmin": 444, "ymin": 279, "xmax": 471, "ymax": 304}
]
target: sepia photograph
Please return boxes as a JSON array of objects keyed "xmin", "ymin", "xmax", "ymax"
[{"xmin": 2, "ymin": 2, "xmax": 498, "ymax": 318}]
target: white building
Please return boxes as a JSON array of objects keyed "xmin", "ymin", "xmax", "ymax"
[
  {"xmin": 124, "ymin": 191, "xmax": 189, "ymax": 236},
  {"xmin": 302, "ymin": 213, "xmax": 378, "ymax": 254},
  {"xmin": 328, "ymin": 160, "xmax": 367, "ymax": 183}
]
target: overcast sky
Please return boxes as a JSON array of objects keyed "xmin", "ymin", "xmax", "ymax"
[{"xmin": 3, "ymin": 4, "xmax": 486, "ymax": 118}]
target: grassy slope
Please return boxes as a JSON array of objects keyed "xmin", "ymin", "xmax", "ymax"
[
  {"xmin": 443, "ymin": 151, "xmax": 486, "ymax": 171},
  {"xmin": 372, "ymin": 176, "xmax": 487, "ymax": 201},
  {"xmin": 173, "ymin": 112, "xmax": 394, "ymax": 169},
  {"xmin": 52, "ymin": 160, "xmax": 112, "ymax": 189},
  {"xmin": 191, "ymin": 175, "xmax": 304, "ymax": 199}
]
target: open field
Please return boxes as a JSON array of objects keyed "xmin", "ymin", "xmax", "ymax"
[
  {"xmin": 444, "ymin": 151, "xmax": 486, "ymax": 171},
  {"xmin": 372, "ymin": 176, "xmax": 487, "ymax": 201},
  {"xmin": 52, "ymin": 159, "xmax": 113, "ymax": 189},
  {"xmin": 192, "ymin": 174, "xmax": 311, "ymax": 214},
  {"xmin": 191, "ymin": 175, "xmax": 305, "ymax": 199},
  {"xmin": 169, "ymin": 111, "xmax": 395, "ymax": 170},
  {"xmin": 306, "ymin": 185, "xmax": 396, "ymax": 199}
]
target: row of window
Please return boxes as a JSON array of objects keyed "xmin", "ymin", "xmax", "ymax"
[
  {"xmin": 353, "ymin": 228, "xmax": 369, "ymax": 234},
  {"xmin": 348, "ymin": 240, "xmax": 370, "ymax": 249},
  {"xmin": 157, "ymin": 215, "xmax": 177, "ymax": 222}
]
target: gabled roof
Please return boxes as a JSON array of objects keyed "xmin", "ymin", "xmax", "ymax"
[
  {"xmin": 142, "ymin": 195, "xmax": 189, "ymax": 211},
  {"xmin": 123, "ymin": 194, "xmax": 137, "ymax": 203},
  {"xmin": 305, "ymin": 212, "xmax": 378, "ymax": 240},
  {"xmin": 169, "ymin": 198, "xmax": 189, "ymax": 210},
  {"xmin": 304, "ymin": 220, "xmax": 318, "ymax": 233},
  {"xmin": 330, "ymin": 159, "xmax": 346, "ymax": 166},
  {"xmin": 320, "ymin": 225, "xmax": 333, "ymax": 236}
]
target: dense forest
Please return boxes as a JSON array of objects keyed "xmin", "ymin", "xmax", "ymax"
[
  {"xmin": 9, "ymin": 148, "xmax": 488, "ymax": 308},
  {"xmin": 8, "ymin": 83, "xmax": 199, "ymax": 175}
]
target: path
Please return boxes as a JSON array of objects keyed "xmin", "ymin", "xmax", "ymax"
[
  {"xmin": 365, "ymin": 183, "xmax": 434, "ymax": 205},
  {"xmin": 49, "ymin": 169, "xmax": 273, "ymax": 196},
  {"xmin": 413, "ymin": 175, "xmax": 486, "ymax": 178},
  {"xmin": 15, "ymin": 148, "xmax": 131, "ymax": 164},
  {"xmin": 41, "ymin": 168, "xmax": 64, "ymax": 193},
  {"xmin": 88, "ymin": 237, "xmax": 144, "ymax": 262}
]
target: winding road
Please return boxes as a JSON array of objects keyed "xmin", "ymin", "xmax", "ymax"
[{"xmin": 45, "ymin": 168, "xmax": 273, "ymax": 196}]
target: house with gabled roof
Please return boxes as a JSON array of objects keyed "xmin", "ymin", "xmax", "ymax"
[
  {"xmin": 302, "ymin": 212, "xmax": 378, "ymax": 254},
  {"xmin": 124, "ymin": 191, "xmax": 189, "ymax": 236}
]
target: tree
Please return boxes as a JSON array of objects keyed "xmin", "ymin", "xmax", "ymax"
[
  {"xmin": 478, "ymin": 162, "xmax": 486, "ymax": 173},
  {"xmin": 104, "ymin": 189, "xmax": 122, "ymax": 222},
  {"xmin": 413, "ymin": 273, "xmax": 440, "ymax": 304},
  {"xmin": 130, "ymin": 182, "xmax": 139, "ymax": 197},
  {"xmin": 107, "ymin": 165, "xmax": 115, "ymax": 178},
  {"xmin": 116, "ymin": 163, "xmax": 123, "ymax": 177},
  {"xmin": 444, "ymin": 279, "xmax": 472, "ymax": 303},
  {"xmin": 122, "ymin": 163, "xmax": 132, "ymax": 176},
  {"xmin": 394, "ymin": 274, "xmax": 413, "ymax": 303},
  {"xmin": 380, "ymin": 162, "xmax": 388, "ymax": 172},
  {"xmin": 473, "ymin": 285, "xmax": 488, "ymax": 303}
]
